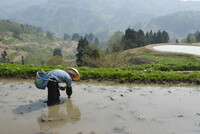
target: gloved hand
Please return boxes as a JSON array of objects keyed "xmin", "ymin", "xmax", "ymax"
[
  {"xmin": 66, "ymin": 87, "xmax": 72, "ymax": 98},
  {"xmin": 59, "ymin": 86, "xmax": 66, "ymax": 91}
]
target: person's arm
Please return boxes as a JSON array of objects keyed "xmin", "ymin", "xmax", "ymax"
[
  {"xmin": 66, "ymin": 87, "xmax": 72, "ymax": 98},
  {"xmin": 65, "ymin": 73, "xmax": 72, "ymax": 98}
]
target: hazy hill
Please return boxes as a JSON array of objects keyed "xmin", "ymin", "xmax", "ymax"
[
  {"xmin": 0, "ymin": 0, "xmax": 47, "ymax": 19},
  {"xmin": 2, "ymin": 0, "xmax": 200, "ymax": 38},
  {"xmin": 144, "ymin": 11, "xmax": 200, "ymax": 37}
]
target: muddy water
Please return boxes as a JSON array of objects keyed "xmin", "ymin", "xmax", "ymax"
[{"xmin": 0, "ymin": 80, "xmax": 200, "ymax": 134}]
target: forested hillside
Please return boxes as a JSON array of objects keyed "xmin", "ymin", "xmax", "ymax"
[
  {"xmin": 0, "ymin": 20, "xmax": 41, "ymax": 34},
  {"xmin": 145, "ymin": 11, "xmax": 200, "ymax": 37},
  {"xmin": 3, "ymin": 0, "xmax": 200, "ymax": 38}
]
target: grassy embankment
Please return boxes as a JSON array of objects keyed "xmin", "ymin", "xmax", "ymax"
[{"xmin": 1, "ymin": 51, "xmax": 200, "ymax": 85}]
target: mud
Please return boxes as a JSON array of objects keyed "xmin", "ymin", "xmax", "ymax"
[{"xmin": 0, "ymin": 79, "xmax": 200, "ymax": 134}]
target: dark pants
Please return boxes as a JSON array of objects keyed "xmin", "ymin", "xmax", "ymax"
[{"xmin": 47, "ymin": 79, "xmax": 60, "ymax": 105}]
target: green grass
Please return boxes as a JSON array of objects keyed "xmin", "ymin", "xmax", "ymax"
[
  {"xmin": 136, "ymin": 52, "xmax": 200, "ymax": 64},
  {"xmin": 2, "ymin": 38, "xmax": 22, "ymax": 45}
]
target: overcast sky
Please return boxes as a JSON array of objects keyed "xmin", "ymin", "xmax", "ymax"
[{"xmin": 180, "ymin": 0, "xmax": 200, "ymax": 1}]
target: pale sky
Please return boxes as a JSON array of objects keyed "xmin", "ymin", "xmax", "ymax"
[{"xmin": 180, "ymin": 0, "xmax": 200, "ymax": 1}]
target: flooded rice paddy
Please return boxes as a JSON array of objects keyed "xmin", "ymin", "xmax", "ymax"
[
  {"xmin": 153, "ymin": 45, "xmax": 200, "ymax": 56},
  {"xmin": 0, "ymin": 80, "xmax": 200, "ymax": 134}
]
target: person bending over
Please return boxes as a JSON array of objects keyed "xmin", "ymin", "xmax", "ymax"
[{"xmin": 46, "ymin": 67, "xmax": 80, "ymax": 105}]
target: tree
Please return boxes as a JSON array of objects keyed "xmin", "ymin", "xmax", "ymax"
[
  {"xmin": 46, "ymin": 31, "xmax": 53, "ymax": 40},
  {"xmin": 36, "ymin": 27, "xmax": 43, "ymax": 33},
  {"xmin": 176, "ymin": 39, "xmax": 179, "ymax": 43},
  {"xmin": 64, "ymin": 33, "xmax": 70, "ymax": 41},
  {"xmin": 162, "ymin": 31, "xmax": 169, "ymax": 43},
  {"xmin": 146, "ymin": 30, "xmax": 169, "ymax": 44},
  {"xmin": 53, "ymin": 48, "xmax": 62, "ymax": 57},
  {"xmin": 145, "ymin": 32, "xmax": 150, "ymax": 44},
  {"xmin": 108, "ymin": 31, "xmax": 123, "ymax": 52},
  {"xmin": 135, "ymin": 29, "xmax": 146, "ymax": 47},
  {"xmin": 21, "ymin": 56, "xmax": 25, "ymax": 65},
  {"xmin": 108, "ymin": 31, "xmax": 123, "ymax": 45},
  {"xmin": 1, "ymin": 50, "xmax": 9, "ymax": 63},
  {"xmin": 196, "ymin": 33, "xmax": 200, "ymax": 42},
  {"xmin": 1, "ymin": 50, "xmax": 7, "ymax": 58},
  {"xmin": 149, "ymin": 30, "xmax": 154, "ymax": 44},
  {"xmin": 156, "ymin": 30, "xmax": 163, "ymax": 43},
  {"xmin": 121, "ymin": 28, "xmax": 137, "ymax": 50},
  {"xmin": 94, "ymin": 37, "xmax": 99, "ymax": 46},
  {"xmin": 76, "ymin": 37, "xmax": 100, "ymax": 67},
  {"xmin": 86, "ymin": 33, "xmax": 94, "ymax": 43},
  {"xmin": 186, "ymin": 34, "xmax": 196, "ymax": 43},
  {"xmin": 185, "ymin": 31, "xmax": 200, "ymax": 43},
  {"xmin": 124, "ymin": 28, "xmax": 136, "ymax": 40},
  {"xmin": 76, "ymin": 37, "xmax": 89, "ymax": 66},
  {"xmin": 47, "ymin": 56, "xmax": 65, "ymax": 66},
  {"xmin": 72, "ymin": 33, "xmax": 81, "ymax": 41},
  {"xmin": 12, "ymin": 29, "xmax": 20, "ymax": 39}
]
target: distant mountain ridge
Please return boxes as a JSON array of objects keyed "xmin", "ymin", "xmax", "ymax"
[
  {"xmin": 144, "ymin": 11, "xmax": 200, "ymax": 37},
  {"xmin": 2, "ymin": 0, "xmax": 200, "ymax": 38}
]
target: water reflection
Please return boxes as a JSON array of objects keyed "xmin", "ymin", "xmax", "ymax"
[
  {"xmin": 153, "ymin": 45, "xmax": 200, "ymax": 55},
  {"xmin": 37, "ymin": 99, "xmax": 81, "ymax": 132}
]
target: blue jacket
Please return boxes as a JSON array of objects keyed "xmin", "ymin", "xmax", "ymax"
[{"xmin": 47, "ymin": 69, "xmax": 72, "ymax": 87}]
